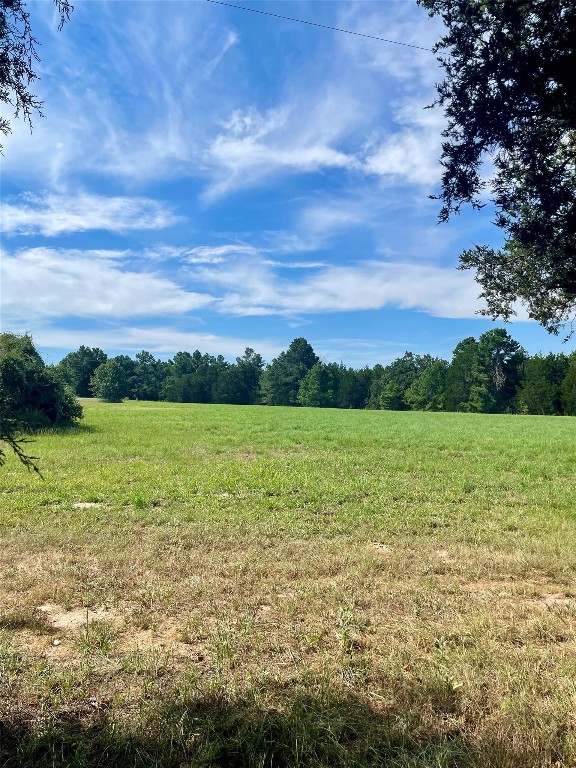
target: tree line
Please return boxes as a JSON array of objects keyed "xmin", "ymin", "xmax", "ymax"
[
  {"xmin": 55, "ymin": 329, "xmax": 576, "ymax": 416},
  {"xmin": 2, "ymin": 326, "xmax": 576, "ymax": 470}
]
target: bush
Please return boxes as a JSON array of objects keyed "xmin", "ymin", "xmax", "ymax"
[{"xmin": 0, "ymin": 333, "xmax": 83, "ymax": 432}]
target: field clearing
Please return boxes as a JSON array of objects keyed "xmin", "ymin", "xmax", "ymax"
[{"xmin": 1, "ymin": 400, "xmax": 576, "ymax": 766}]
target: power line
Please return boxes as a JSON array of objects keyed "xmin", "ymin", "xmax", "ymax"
[{"xmin": 205, "ymin": 0, "xmax": 433, "ymax": 52}]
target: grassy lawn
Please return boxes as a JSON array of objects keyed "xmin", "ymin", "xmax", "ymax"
[{"xmin": 1, "ymin": 400, "xmax": 576, "ymax": 766}]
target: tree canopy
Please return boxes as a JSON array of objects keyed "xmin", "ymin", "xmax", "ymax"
[
  {"xmin": 0, "ymin": 0, "xmax": 72, "ymax": 151},
  {"xmin": 420, "ymin": 0, "xmax": 576, "ymax": 334},
  {"xmin": 260, "ymin": 338, "xmax": 319, "ymax": 406},
  {"xmin": 57, "ymin": 346, "xmax": 107, "ymax": 397}
]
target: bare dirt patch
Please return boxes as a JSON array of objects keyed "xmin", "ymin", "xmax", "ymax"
[
  {"xmin": 37, "ymin": 603, "xmax": 123, "ymax": 632},
  {"xmin": 535, "ymin": 592, "xmax": 574, "ymax": 608},
  {"xmin": 72, "ymin": 502, "xmax": 103, "ymax": 509},
  {"xmin": 369, "ymin": 542, "xmax": 392, "ymax": 553}
]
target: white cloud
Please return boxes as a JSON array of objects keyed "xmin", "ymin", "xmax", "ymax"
[
  {"xmin": 189, "ymin": 256, "xmax": 486, "ymax": 319},
  {"xmin": 298, "ymin": 203, "xmax": 371, "ymax": 235},
  {"xmin": 21, "ymin": 325, "xmax": 282, "ymax": 363},
  {"xmin": 336, "ymin": 2, "xmax": 443, "ymax": 86},
  {"xmin": 1, "ymin": 247, "xmax": 214, "ymax": 324},
  {"xmin": 0, "ymin": 0, "xmax": 445, "ymax": 202},
  {"xmin": 315, "ymin": 337, "xmax": 425, "ymax": 368},
  {"xmin": 364, "ymin": 101, "xmax": 444, "ymax": 186},
  {"xmin": 262, "ymin": 260, "xmax": 327, "ymax": 269},
  {"xmin": 203, "ymin": 92, "xmax": 363, "ymax": 198},
  {"xmin": 1, "ymin": 192, "xmax": 179, "ymax": 236},
  {"xmin": 184, "ymin": 244, "xmax": 261, "ymax": 264},
  {"xmin": 0, "ymin": 2, "xmax": 240, "ymax": 185}
]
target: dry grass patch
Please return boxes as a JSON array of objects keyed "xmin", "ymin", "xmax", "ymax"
[{"xmin": 2, "ymin": 530, "xmax": 576, "ymax": 765}]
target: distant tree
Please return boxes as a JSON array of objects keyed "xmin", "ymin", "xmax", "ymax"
[
  {"xmin": 561, "ymin": 355, "xmax": 576, "ymax": 416},
  {"xmin": 420, "ymin": 0, "xmax": 576, "ymax": 334},
  {"xmin": 57, "ymin": 346, "xmax": 107, "ymax": 397},
  {"xmin": 261, "ymin": 338, "xmax": 319, "ymax": 406},
  {"xmin": 476, "ymin": 329, "xmax": 526, "ymax": 413},
  {"xmin": 90, "ymin": 356, "xmax": 134, "ymax": 403},
  {"xmin": 161, "ymin": 350, "xmax": 203, "ymax": 402},
  {"xmin": 212, "ymin": 348, "xmax": 264, "ymax": 405},
  {"xmin": 170, "ymin": 350, "xmax": 204, "ymax": 376},
  {"xmin": 235, "ymin": 348, "xmax": 264, "ymax": 404},
  {"xmin": 131, "ymin": 350, "xmax": 166, "ymax": 401},
  {"xmin": 159, "ymin": 374, "xmax": 196, "ymax": 403},
  {"xmin": 161, "ymin": 352, "xmax": 229, "ymax": 404},
  {"xmin": 337, "ymin": 367, "xmax": 371, "ymax": 410},
  {"xmin": 405, "ymin": 359, "xmax": 449, "ymax": 411},
  {"xmin": 1, "ymin": 0, "xmax": 73, "ymax": 152},
  {"xmin": 297, "ymin": 363, "xmax": 338, "ymax": 408},
  {"xmin": 444, "ymin": 330, "xmax": 525, "ymax": 413},
  {"xmin": 518, "ymin": 353, "xmax": 568, "ymax": 415},
  {"xmin": 212, "ymin": 366, "xmax": 251, "ymax": 405},
  {"xmin": 203, "ymin": 355, "xmax": 229, "ymax": 403},
  {"xmin": 444, "ymin": 337, "xmax": 488, "ymax": 412},
  {"xmin": 368, "ymin": 352, "xmax": 434, "ymax": 410}
]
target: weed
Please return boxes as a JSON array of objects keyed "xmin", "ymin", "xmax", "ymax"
[{"xmin": 74, "ymin": 618, "xmax": 118, "ymax": 656}]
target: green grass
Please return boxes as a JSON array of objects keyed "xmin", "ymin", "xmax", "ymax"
[{"xmin": 1, "ymin": 400, "xmax": 576, "ymax": 766}]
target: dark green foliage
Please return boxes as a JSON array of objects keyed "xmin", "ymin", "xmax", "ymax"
[
  {"xmin": 420, "ymin": 0, "xmax": 576, "ymax": 334},
  {"xmin": 476, "ymin": 329, "xmax": 526, "ymax": 413},
  {"xmin": 90, "ymin": 357, "xmax": 135, "ymax": 403},
  {"xmin": 0, "ymin": 333, "xmax": 82, "ymax": 430},
  {"xmin": 368, "ymin": 353, "xmax": 435, "ymax": 410},
  {"xmin": 56, "ymin": 346, "xmax": 107, "ymax": 397},
  {"xmin": 298, "ymin": 364, "xmax": 338, "ymax": 408},
  {"xmin": 51, "ymin": 330, "xmax": 574, "ymax": 417},
  {"xmin": 160, "ymin": 352, "xmax": 229, "ymax": 404},
  {"xmin": 0, "ymin": 333, "xmax": 82, "ymax": 472},
  {"xmin": 337, "ymin": 367, "xmax": 372, "ymax": 409},
  {"xmin": 444, "ymin": 338, "xmax": 481, "ymax": 413},
  {"xmin": 518, "ymin": 353, "xmax": 569, "ymax": 415},
  {"xmin": 235, "ymin": 347, "xmax": 265, "ymax": 404},
  {"xmin": 261, "ymin": 338, "xmax": 319, "ymax": 406},
  {"xmin": 561, "ymin": 355, "xmax": 576, "ymax": 416},
  {"xmin": 405, "ymin": 359, "xmax": 449, "ymax": 411},
  {"xmin": 444, "ymin": 330, "xmax": 525, "ymax": 413},
  {"xmin": 211, "ymin": 349, "xmax": 264, "ymax": 405},
  {"xmin": 131, "ymin": 350, "xmax": 166, "ymax": 401}
]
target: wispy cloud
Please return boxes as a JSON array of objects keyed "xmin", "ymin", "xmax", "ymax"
[
  {"xmin": 262, "ymin": 260, "xmax": 328, "ymax": 269},
  {"xmin": 203, "ymin": 96, "xmax": 361, "ymax": 199},
  {"xmin": 3, "ymin": 1, "xmax": 538, "ymax": 367},
  {"xmin": 189, "ymin": 256, "xmax": 486, "ymax": 319},
  {"xmin": 184, "ymin": 244, "xmax": 261, "ymax": 264},
  {"xmin": 1, "ymin": 0, "xmax": 444, "ymax": 201},
  {"xmin": 1, "ymin": 2, "xmax": 240, "ymax": 186},
  {"xmin": 139, "ymin": 244, "xmax": 262, "ymax": 265},
  {"xmin": 24, "ymin": 325, "xmax": 282, "ymax": 362},
  {"xmin": 1, "ymin": 247, "xmax": 214, "ymax": 324},
  {"xmin": 364, "ymin": 101, "xmax": 444, "ymax": 186},
  {"xmin": 337, "ymin": 1, "xmax": 442, "ymax": 86},
  {"xmin": 1, "ymin": 192, "xmax": 179, "ymax": 236},
  {"xmin": 315, "ymin": 337, "xmax": 427, "ymax": 368}
]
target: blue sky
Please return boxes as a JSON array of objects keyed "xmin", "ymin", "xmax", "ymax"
[{"xmin": 1, "ymin": 0, "xmax": 572, "ymax": 367}]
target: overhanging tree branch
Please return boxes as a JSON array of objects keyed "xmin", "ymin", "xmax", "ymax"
[{"xmin": 0, "ymin": 0, "xmax": 72, "ymax": 151}]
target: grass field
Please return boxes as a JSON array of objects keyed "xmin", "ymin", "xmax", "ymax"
[{"xmin": 1, "ymin": 400, "xmax": 576, "ymax": 767}]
